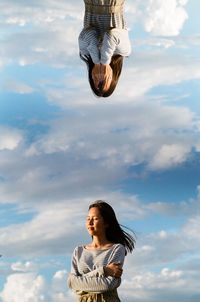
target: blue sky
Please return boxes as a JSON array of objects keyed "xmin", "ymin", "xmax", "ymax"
[{"xmin": 0, "ymin": 1, "xmax": 200, "ymax": 301}]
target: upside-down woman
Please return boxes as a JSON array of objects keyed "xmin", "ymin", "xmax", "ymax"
[{"xmin": 79, "ymin": 0, "xmax": 131, "ymax": 97}]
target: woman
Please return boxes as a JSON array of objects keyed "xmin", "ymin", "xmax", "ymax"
[
  {"xmin": 68, "ymin": 200, "xmax": 135, "ymax": 302},
  {"xmin": 79, "ymin": 0, "xmax": 131, "ymax": 97}
]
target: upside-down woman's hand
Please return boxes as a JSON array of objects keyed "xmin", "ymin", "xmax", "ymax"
[{"xmin": 104, "ymin": 262, "xmax": 123, "ymax": 278}]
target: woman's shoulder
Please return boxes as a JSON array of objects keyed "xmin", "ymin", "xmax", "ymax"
[
  {"xmin": 113, "ymin": 243, "xmax": 125, "ymax": 250},
  {"xmin": 110, "ymin": 243, "xmax": 125, "ymax": 255},
  {"xmin": 72, "ymin": 245, "xmax": 85, "ymax": 256},
  {"xmin": 109, "ymin": 243, "xmax": 126, "ymax": 260}
]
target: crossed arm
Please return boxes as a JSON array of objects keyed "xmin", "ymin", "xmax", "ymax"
[
  {"xmin": 78, "ymin": 27, "xmax": 131, "ymax": 65},
  {"xmin": 68, "ymin": 246, "xmax": 125, "ymax": 293}
]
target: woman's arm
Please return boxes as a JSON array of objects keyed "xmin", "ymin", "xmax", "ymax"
[
  {"xmin": 68, "ymin": 274, "xmax": 121, "ymax": 293},
  {"xmin": 78, "ymin": 28, "xmax": 100, "ymax": 64},
  {"xmin": 100, "ymin": 29, "xmax": 132, "ymax": 65},
  {"xmin": 68, "ymin": 244, "xmax": 125, "ymax": 293}
]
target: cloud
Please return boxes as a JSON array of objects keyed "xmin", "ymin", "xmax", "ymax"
[
  {"xmin": 119, "ymin": 266, "xmax": 200, "ymax": 302},
  {"xmin": 145, "ymin": 192, "xmax": 200, "ymax": 217},
  {"xmin": 141, "ymin": 0, "xmax": 188, "ymax": 36},
  {"xmin": 117, "ymin": 50, "xmax": 200, "ymax": 100},
  {"xmin": 0, "ymin": 262, "xmax": 76, "ymax": 302},
  {"xmin": 0, "ymin": 202, "xmax": 87, "ymax": 257},
  {"xmin": 0, "ymin": 191, "xmax": 146, "ymax": 257},
  {"xmin": 0, "ymin": 20, "xmax": 81, "ymax": 68},
  {"xmin": 149, "ymin": 143, "xmax": 190, "ymax": 170},
  {"xmin": 124, "ymin": 211, "xmax": 200, "ymax": 270},
  {"xmin": 0, "ymin": 272, "xmax": 48, "ymax": 302},
  {"xmin": 0, "ymin": 1, "xmax": 82, "ymax": 69},
  {"xmin": 24, "ymin": 101, "xmax": 199, "ymax": 172},
  {"xmin": 0, "ymin": 97, "xmax": 199, "ymax": 210},
  {"xmin": 0, "ymin": 127, "xmax": 23, "ymax": 151},
  {"xmin": 11, "ymin": 261, "xmax": 38, "ymax": 273},
  {"xmin": 1, "ymin": 257, "xmax": 200, "ymax": 302},
  {"xmin": 4, "ymin": 80, "xmax": 35, "ymax": 94},
  {"xmin": 0, "ymin": 0, "xmax": 82, "ymax": 26}
]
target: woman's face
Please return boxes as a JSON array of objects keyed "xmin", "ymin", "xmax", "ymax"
[
  {"xmin": 86, "ymin": 207, "xmax": 108, "ymax": 237},
  {"xmin": 92, "ymin": 63, "xmax": 113, "ymax": 93}
]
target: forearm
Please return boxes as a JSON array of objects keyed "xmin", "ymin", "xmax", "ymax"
[
  {"xmin": 100, "ymin": 30, "xmax": 118, "ymax": 65},
  {"xmin": 100, "ymin": 29, "xmax": 132, "ymax": 64},
  {"xmin": 82, "ymin": 267, "xmax": 105, "ymax": 278},
  {"xmin": 79, "ymin": 28, "xmax": 100, "ymax": 64},
  {"xmin": 68, "ymin": 274, "xmax": 121, "ymax": 293}
]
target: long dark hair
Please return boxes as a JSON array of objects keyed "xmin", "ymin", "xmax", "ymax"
[
  {"xmin": 89, "ymin": 200, "xmax": 136, "ymax": 255},
  {"xmin": 80, "ymin": 54, "xmax": 123, "ymax": 97}
]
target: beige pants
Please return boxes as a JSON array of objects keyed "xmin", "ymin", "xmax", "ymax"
[
  {"xmin": 84, "ymin": 0, "xmax": 125, "ymax": 14},
  {"xmin": 77, "ymin": 289, "xmax": 121, "ymax": 302}
]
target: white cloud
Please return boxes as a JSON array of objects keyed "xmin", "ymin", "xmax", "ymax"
[
  {"xmin": 0, "ymin": 19, "xmax": 81, "ymax": 68},
  {"xmin": 11, "ymin": 261, "xmax": 38, "ymax": 273},
  {"xmin": 0, "ymin": 0, "xmax": 82, "ymax": 26},
  {"xmin": 0, "ymin": 96, "xmax": 199, "ymax": 211},
  {"xmin": 4, "ymin": 79, "xmax": 35, "ymax": 94},
  {"xmin": 23, "ymin": 101, "xmax": 199, "ymax": 172},
  {"xmin": 0, "ymin": 127, "xmax": 23, "ymax": 151},
  {"xmin": 0, "ymin": 202, "xmax": 87, "ymax": 257},
  {"xmin": 1, "ymin": 259, "xmax": 200, "ymax": 302},
  {"xmin": 149, "ymin": 143, "xmax": 190, "ymax": 170},
  {"xmin": 0, "ymin": 263, "xmax": 75, "ymax": 302},
  {"xmin": 0, "ymin": 1, "xmax": 83, "ymax": 69},
  {"xmin": 0, "ymin": 272, "xmax": 48, "ymax": 302},
  {"xmin": 119, "ymin": 266, "xmax": 200, "ymax": 302},
  {"xmin": 117, "ymin": 51, "xmax": 200, "ymax": 100},
  {"xmin": 0, "ymin": 191, "xmax": 146, "ymax": 257},
  {"xmin": 141, "ymin": 0, "xmax": 188, "ymax": 36},
  {"xmin": 145, "ymin": 193, "xmax": 200, "ymax": 217}
]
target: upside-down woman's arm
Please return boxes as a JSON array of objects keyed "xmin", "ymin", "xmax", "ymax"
[
  {"xmin": 100, "ymin": 29, "xmax": 132, "ymax": 65},
  {"xmin": 78, "ymin": 28, "xmax": 100, "ymax": 64}
]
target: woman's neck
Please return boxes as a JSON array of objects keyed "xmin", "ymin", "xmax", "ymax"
[{"xmin": 88, "ymin": 236, "xmax": 113, "ymax": 250}]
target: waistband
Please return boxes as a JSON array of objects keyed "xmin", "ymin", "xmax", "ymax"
[
  {"xmin": 78, "ymin": 289, "xmax": 120, "ymax": 302},
  {"xmin": 85, "ymin": 4, "xmax": 123, "ymax": 14}
]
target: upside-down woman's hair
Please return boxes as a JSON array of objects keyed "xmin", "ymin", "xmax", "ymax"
[
  {"xmin": 89, "ymin": 200, "xmax": 136, "ymax": 255},
  {"xmin": 80, "ymin": 54, "xmax": 123, "ymax": 97}
]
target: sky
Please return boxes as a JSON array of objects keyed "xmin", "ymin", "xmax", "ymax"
[{"xmin": 0, "ymin": 0, "xmax": 200, "ymax": 301}]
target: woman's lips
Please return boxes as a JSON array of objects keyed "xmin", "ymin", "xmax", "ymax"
[{"xmin": 88, "ymin": 227, "xmax": 94, "ymax": 230}]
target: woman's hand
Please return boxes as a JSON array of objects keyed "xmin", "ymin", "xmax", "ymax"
[{"xmin": 104, "ymin": 262, "xmax": 123, "ymax": 278}]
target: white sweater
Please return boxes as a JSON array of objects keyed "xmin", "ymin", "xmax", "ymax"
[
  {"xmin": 79, "ymin": 27, "xmax": 131, "ymax": 65},
  {"xmin": 68, "ymin": 243, "xmax": 125, "ymax": 295}
]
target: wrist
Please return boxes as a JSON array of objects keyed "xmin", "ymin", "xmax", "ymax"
[{"xmin": 103, "ymin": 266, "xmax": 109, "ymax": 276}]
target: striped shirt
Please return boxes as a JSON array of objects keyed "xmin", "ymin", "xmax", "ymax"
[
  {"xmin": 79, "ymin": 27, "xmax": 131, "ymax": 65},
  {"xmin": 79, "ymin": 0, "xmax": 131, "ymax": 65},
  {"xmin": 68, "ymin": 243, "xmax": 125, "ymax": 295}
]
